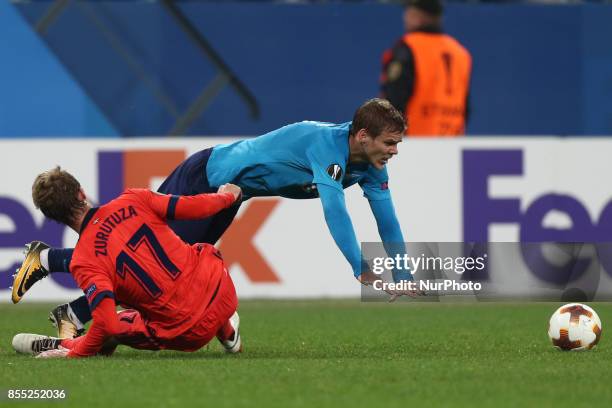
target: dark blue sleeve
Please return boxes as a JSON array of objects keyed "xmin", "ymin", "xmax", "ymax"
[
  {"xmin": 317, "ymin": 183, "xmax": 362, "ymax": 278},
  {"xmin": 369, "ymin": 198, "xmax": 413, "ymax": 282}
]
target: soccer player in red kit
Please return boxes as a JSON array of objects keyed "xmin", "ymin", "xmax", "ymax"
[{"xmin": 12, "ymin": 167, "xmax": 242, "ymax": 358}]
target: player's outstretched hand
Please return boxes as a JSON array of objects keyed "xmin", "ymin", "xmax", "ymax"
[
  {"xmin": 358, "ymin": 272, "xmax": 423, "ymax": 301},
  {"xmin": 218, "ymin": 183, "xmax": 242, "ymax": 202},
  {"xmin": 36, "ymin": 346, "xmax": 69, "ymax": 359},
  {"xmin": 387, "ymin": 287, "xmax": 425, "ymax": 303},
  {"xmin": 357, "ymin": 270, "xmax": 379, "ymax": 286}
]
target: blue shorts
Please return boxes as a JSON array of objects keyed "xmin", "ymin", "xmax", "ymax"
[{"xmin": 157, "ymin": 148, "xmax": 241, "ymax": 245}]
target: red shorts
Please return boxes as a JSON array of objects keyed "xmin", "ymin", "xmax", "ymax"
[{"xmin": 112, "ymin": 269, "xmax": 238, "ymax": 352}]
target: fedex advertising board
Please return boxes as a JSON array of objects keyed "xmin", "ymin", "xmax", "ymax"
[{"xmin": 1, "ymin": 138, "xmax": 611, "ymax": 300}]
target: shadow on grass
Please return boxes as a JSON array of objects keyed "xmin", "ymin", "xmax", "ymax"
[{"xmin": 111, "ymin": 349, "xmax": 368, "ymax": 361}]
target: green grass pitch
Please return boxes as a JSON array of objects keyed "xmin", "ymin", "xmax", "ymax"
[{"xmin": 1, "ymin": 301, "xmax": 610, "ymax": 407}]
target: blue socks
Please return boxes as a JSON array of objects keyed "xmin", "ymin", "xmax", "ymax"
[
  {"xmin": 48, "ymin": 248, "xmax": 74, "ymax": 273},
  {"xmin": 48, "ymin": 248, "xmax": 93, "ymax": 324},
  {"xmin": 69, "ymin": 296, "xmax": 92, "ymax": 325}
]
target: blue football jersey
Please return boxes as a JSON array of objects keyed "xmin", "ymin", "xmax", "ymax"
[{"xmin": 206, "ymin": 121, "xmax": 391, "ymax": 200}]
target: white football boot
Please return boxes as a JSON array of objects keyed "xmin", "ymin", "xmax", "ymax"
[
  {"xmin": 219, "ymin": 312, "xmax": 241, "ymax": 353},
  {"xmin": 12, "ymin": 333, "xmax": 62, "ymax": 355}
]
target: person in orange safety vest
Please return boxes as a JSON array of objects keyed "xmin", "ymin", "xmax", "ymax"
[{"xmin": 380, "ymin": 0, "xmax": 472, "ymax": 137}]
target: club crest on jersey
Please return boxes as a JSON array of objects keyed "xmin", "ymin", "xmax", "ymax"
[
  {"xmin": 381, "ymin": 181, "xmax": 389, "ymax": 190},
  {"xmin": 326, "ymin": 164, "xmax": 343, "ymax": 182}
]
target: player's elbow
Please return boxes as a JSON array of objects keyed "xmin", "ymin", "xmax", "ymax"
[
  {"xmin": 93, "ymin": 315, "xmax": 121, "ymax": 338},
  {"xmin": 105, "ymin": 318, "xmax": 121, "ymax": 337},
  {"xmin": 324, "ymin": 207, "xmax": 351, "ymax": 231}
]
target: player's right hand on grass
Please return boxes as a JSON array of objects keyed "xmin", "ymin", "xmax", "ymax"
[
  {"xmin": 387, "ymin": 287, "xmax": 425, "ymax": 302},
  {"xmin": 218, "ymin": 183, "xmax": 242, "ymax": 202},
  {"xmin": 358, "ymin": 271, "xmax": 424, "ymax": 302},
  {"xmin": 358, "ymin": 271, "xmax": 404, "ymax": 300},
  {"xmin": 357, "ymin": 270, "xmax": 380, "ymax": 286}
]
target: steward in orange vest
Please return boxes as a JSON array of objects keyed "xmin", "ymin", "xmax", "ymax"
[{"xmin": 380, "ymin": 0, "xmax": 472, "ymax": 137}]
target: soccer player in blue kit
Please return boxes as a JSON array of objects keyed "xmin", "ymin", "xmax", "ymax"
[{"xmin": 12, "ymin": 98, "xmax": 414, "ymax": 338}]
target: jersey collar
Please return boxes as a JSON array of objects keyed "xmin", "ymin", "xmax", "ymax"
[
  {"xmin": 79, "ymin": 207, "xmax": 100, "ymax": 234},
  {"xmin": 341, "ymin": 122, "xmax": 352, "ymax": 165}
]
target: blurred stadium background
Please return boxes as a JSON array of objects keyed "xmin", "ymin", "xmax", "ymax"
[
  {"xmin": 1, "ymin": 1, "xmax": 612, "ymax": 406},
  {"xmin": 3, "ymin": 0, "xmax": 612, "ymax": 137}
]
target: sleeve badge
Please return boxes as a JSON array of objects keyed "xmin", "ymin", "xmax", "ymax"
[{"xmin": 326, "ymin": 164, "xmax": 343, "ymax": 182}]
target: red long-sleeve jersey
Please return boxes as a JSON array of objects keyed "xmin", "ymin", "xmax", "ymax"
[{"xmin": 67, "ymin": 188, "xmax": 236, "ymax": 357}]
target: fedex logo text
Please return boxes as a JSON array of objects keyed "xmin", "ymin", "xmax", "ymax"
[
  {"xmin": 463, "ymin": 149, "xmax": 612, "ymax": 243},
  {"xmin": 462, "ymin": 149, "xmax": 612, "ymax": 285}
]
